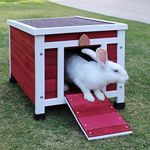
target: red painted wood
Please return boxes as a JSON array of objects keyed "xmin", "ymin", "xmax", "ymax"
[
  {"xmin": 11, "ymin": 44, "xmax": 35, "ymax": 103},
  {"xmin": 10, "ymin": 27, "xmax": 34, "ymax": 63},
  {"xmin": 106, "ymin": 44, "xmax": 117, "ymax": 91},
  {"xmin": 11, "ymin": 42, "xmax": 34, "ymax": 74},
  {"xmin": 11, "ymin": 28, "xmax": 35, "ymax": 103},
  {"xmin": 88, "ymin": 124, "xmax": 130, "ymax": 137},
  {"xmin": 65, "ymin": 93, "xmax": 132, "ymax": 138},
  {"xmin": 80, "ymin": 112, "xmax": 126, "ymax": 130},
  {"xmin": 45, "ymin": 65, "xmax": 57, "ymax": 80},
  {"xmin": 45, "ymin": 31, "xmax": 117, "ymax": 42},
  {"xmin": 45, "ymin": 49, "xmax": 57, "ymax": 65},
  {"xmin": 107, "ymin": 83, "xmax": 117, "ymax": 91},
  {"xmin": 45, "ymin": 79, "xmax": 57, "ymax": 93},
  {"xmin": 107, "ymin": 44, "xmax": 117, "ymax": 59},
  {"xmin": 45, "ymin": 49, "xmax": 57, "ymax": 99},
  {"xmin": 45, "ymin": 92, "xmax": 57, "ymax": 99},
  {"xmin": 110, "ymin": 58, "xmax": 117, "ymax": 63}
]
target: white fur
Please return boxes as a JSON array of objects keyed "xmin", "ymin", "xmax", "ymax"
[{"xmin": 65, "ymin": 48, "xmax": 129, "ymax": 102}]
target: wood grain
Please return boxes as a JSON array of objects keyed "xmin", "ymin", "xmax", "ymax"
[
  {"xmin": 65, "ymin": 93, "xmax": 132, "ymax": 138},
  {"xmin": 11, "ymin": 27, "xmax": 35, "ymax": 103},
  {"xmin": 45, "ymin": 31, "xmax": 117, "ymax": 42}
]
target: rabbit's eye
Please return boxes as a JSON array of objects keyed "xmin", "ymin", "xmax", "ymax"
[{"xmin": 114, "ymin": 69, "xmax": 119, "ymax": 73}]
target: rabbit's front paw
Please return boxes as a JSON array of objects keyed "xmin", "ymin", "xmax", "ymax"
[
  {"xmin": 94, "ymin": 90, "xmax": 105, "ymax": 101},
  {"xmin": 84, "ymin": 92, "xmax": 95, "ymax": 102}
]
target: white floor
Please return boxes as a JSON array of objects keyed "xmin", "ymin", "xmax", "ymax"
[{"xmin": 49, "ymin": 0, "xmax": 150, "ymax": 24}]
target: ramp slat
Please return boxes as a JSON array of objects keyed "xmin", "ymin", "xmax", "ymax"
[{"xmin": 65, "ymin": 93, "xmax": 132, "ymax": 140}]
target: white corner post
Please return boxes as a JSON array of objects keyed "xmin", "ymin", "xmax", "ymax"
[
  {"xmin": 8, "ymin": 26, "xmax": 11, "ymax": 78},
  {"xmin": 57, "ymin": 46, "xmax": 64, "ymax": 99},
  {"xmin": 35, "ymin": 35, "xmax": 45, "ymax": 115},
  {"xmin": 116, "ymin": 30, "xmax": 125, "ymax": 104}
]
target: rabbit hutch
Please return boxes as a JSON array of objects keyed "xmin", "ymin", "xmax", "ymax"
[{"xmin": 8, "ymin": 16, "xmax": 132, "ymax": 140}]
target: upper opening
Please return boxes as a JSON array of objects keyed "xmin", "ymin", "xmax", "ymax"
[{"xmin": 64, "ymin": 45, "xmax": 100, "ymax": 95}]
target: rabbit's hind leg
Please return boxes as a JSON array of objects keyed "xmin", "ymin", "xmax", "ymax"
[
  {"xmin": 73, "ymin": 78, "xmax": 95, "ymax": 102},
  {"xmin": 93, "ymin": 89, "xmax": 105, "ymax": 101}
]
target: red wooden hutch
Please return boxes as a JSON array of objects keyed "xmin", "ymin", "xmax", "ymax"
[{"xmin": 8, "ymin": 16, "xmax": 132, "ymax": 140}]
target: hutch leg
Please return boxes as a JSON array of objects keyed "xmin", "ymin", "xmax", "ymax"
[
  {"xmin": 114, "ymin": 30, "xmax": 126, "ymax": 109},
  {"xmin": 114, "ymin": 83, "xmax": 125, "ymax": 109},
  {"xmin": 34, "ymin": 35, "xmax": 46, "ymax": 120},
  {"xmin": 114, "ymin": 101, "xmax": 125, "ymax": 109},
  {"xmin": 9, "ymin": 73, "xmax": 17, "ymax": 83},
  {"xmin": 34, "ymin": 113, "xmax": 46, "ymax": 120}
]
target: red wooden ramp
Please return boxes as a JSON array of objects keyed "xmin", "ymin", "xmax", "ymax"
[{"xmin": 65, "ymin": 93, "xmax": 132, "ymax": 140}]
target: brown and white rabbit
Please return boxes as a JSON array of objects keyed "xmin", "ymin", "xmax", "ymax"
[{"xmin": 65, "ymin": 48, "xmax": 129, "ymax": 102}]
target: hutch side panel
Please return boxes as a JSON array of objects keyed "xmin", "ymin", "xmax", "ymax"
[{"xmin": 10, "ymin": 27, "xmax": 35, "ymax": 103}]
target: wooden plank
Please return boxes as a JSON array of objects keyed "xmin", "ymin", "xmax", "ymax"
[
  {"xmin": 11, "ymin": 42, "xmax": 34, "ymax": 76},
  {"xmin": 11, "ymin": 32, "xmax": 35, "ymax": 103},
  {"xmin": 45, "ymin": 65, "xmax": 57, "ymax": 80},
  {"xmin": 107, "ymin": 83, "xmax": 117, "ymax": 91},
  {"xmin": 45, "ymin": 79, "xmax": 57, "ymax": 93},
  {"xmin": 45, "ymin": 31, "xmax": 117, "ymax": 42},
  {"xmin": 107, "ymin": 43, "xmax": 117, "ymax": 59},
  {"xmin": 45, "ymin": 49, "xmax": 57, "ymax": 65},
  {"xmin": 45, "ymin": 49, "xmax": 57, "ymax": 99},
  {"xmin": 79, "ymin": 112, "xmax": 127, "ymax": 130},
  {"xmin": 11, "ymin": 50, "xmax": 35, "ymax": 103},
  {"xmin": 45, "ymin": 92, "xmax": 57, "ymax": 99},
  {"xmin": 87, "ymin": 124, "xmax": 130, "ymax": 137},
  {"xmin": 67, "ymin": 100, "xmax": 114, "ymax": 118},
  {"xmin": 10, "ymin": 27, "xmax": 35, "ymax": 63},
  {"xmin": 45, "ymin": 49, "xmax": 57, "ymax": 80},
  {"xmin": 11, "ymin": 27, "xmax": 34, "ymax": 47},
  {"xmin": 107, "ymin": 43, "xmax": 117, "ymax": 92},
  {"xmin": 65, "ymin": 93, "xmax": 132, "ymax": 140}
]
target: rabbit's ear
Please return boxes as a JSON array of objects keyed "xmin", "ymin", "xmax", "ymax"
[
  {"xmin": 81, "ymin": 48, "xmax": 97, "ymax": 61},
  {"xmin": 96, "ymin": 48, "xmax": 108, "ymax": 66}
]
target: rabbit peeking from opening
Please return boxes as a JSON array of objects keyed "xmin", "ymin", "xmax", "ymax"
[{"xmin": 65, "ymin": 48, "xmax": 129, "ymax": 102}]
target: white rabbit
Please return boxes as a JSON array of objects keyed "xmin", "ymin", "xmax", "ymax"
[{"xmin": 65, "ymin": 48, "xmax": 129, "ymax": 102}]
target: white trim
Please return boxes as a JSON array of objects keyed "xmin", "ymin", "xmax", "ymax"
[
  {"xmin": 116, "ymin": 31, "xmax": 126, "ymax": 103},
  {"xmin": 45, "ymin": 40, "xmax": 78, "ymax": 49},
  {"xmin": 88, "ymin": 131, "xmax": 132, "ymax": 141},
  {"xmin": 44, "ymin": 38, "xmax": 118, "ymax": 49},
  {"xmin": 8, "ymin": 27, "xmax": 11, "ymax": 78},
  {"xmin": 44, "ymin": 90, "xmax": 118, "ymax": 107},
  {"xmin": 44, "ymin": 97, "xmax": 66, "ymax": 106},
  {"xmin": 18, "ymin": 16, "xmax": 76, "ymax": 22},
  {"xmin": 57, "ymin": 47, "xmax": 64, "ymax": 99},
  {"xmin": 35, "ymin": 35, "xmax": 45, "ymax": 114},
  {"xmin": 33, "ymin": 24, "xmax": 127, "ymax": 36},
  {"xmin": 105, "ymin": 90, "xmax": 118, "ymax": 98},
  {"xmin": 7, "ymin": 19, "xmax": 37, "ymax": 35},
  {"xmin": 7, "ymin": 16, "xmax": 128, "ymax": 36},
  {"xmin": 101, "ymin": 43, "xmax": 107, "ymax": 50},
  {"xmin": 117, "ymin": 31, "xmax": 125, "ymax": 67},
  {"xmin": 91, "ymin": 38, "xmax": 118, "ymax": 45},
  {"xmin": 76, "ymin": 16, "xmax": 128, "ymax": 26}
]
